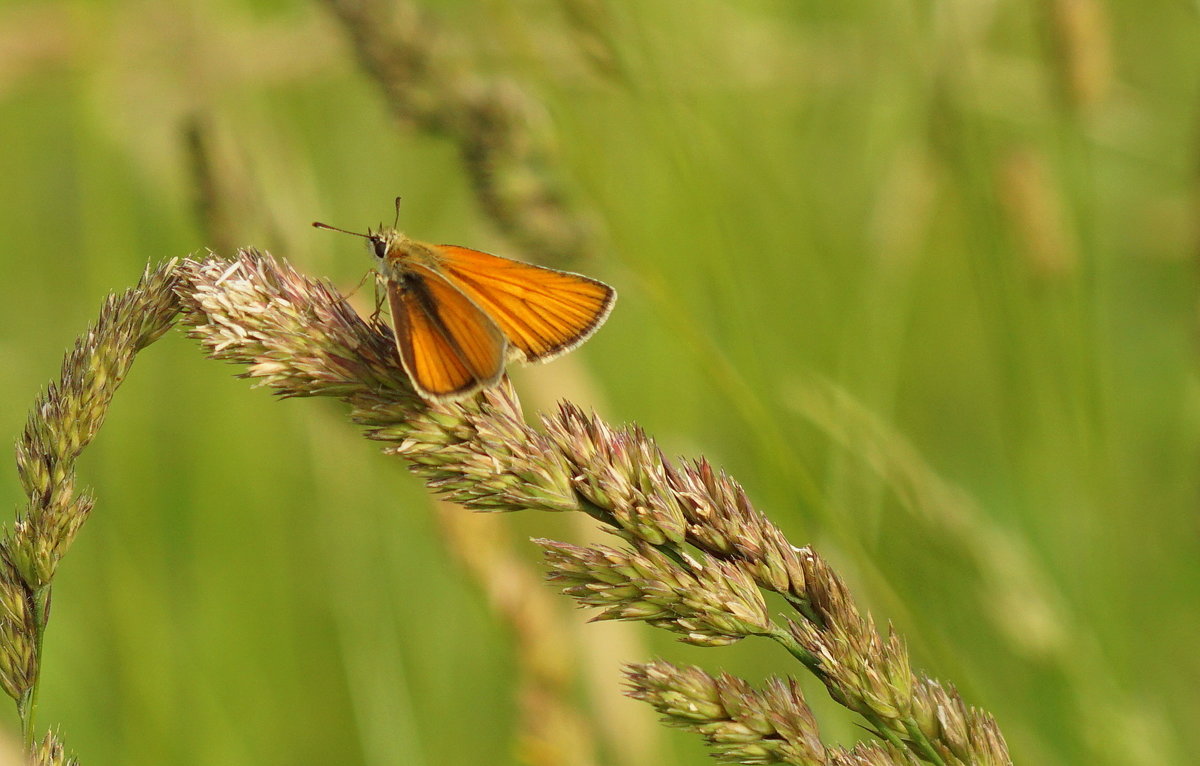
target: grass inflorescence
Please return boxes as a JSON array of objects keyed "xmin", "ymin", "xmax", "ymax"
[
  {"xmin": 1, "ymin": 248, "xmax": 1013, "ymax": 764},
  {"xmin": 3, "ymin": 260, "xmax": 179, "ymax": 761},
  {"xmin": 176, "ymin": 249, "xmax": 1012, "ymax": 766}
]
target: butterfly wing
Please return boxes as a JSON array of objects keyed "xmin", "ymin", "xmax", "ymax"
[
  {"xmin": 431, "ymin": 245, "xmax": 617, "ymax": 363},
  {"xmin": 387, "ymin": 264, "xmax": 508, "ymax": 401}
]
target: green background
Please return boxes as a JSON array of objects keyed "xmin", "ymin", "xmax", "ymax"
[{"xmin": 1, "ymin": 0, "xmax": 1197, "ymax": 763}]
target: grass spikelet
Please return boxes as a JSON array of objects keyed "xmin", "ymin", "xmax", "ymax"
[
  {"xmin": 625, "ymin": 660, "xmax": 826, "ymax": 764},
  {"xmin": 28, "ymin": 731, "xmax": 77, "ymax": 766},
  {"xmin": 540, "ymin": 540, "xmax": 772, "ymax": 645}
]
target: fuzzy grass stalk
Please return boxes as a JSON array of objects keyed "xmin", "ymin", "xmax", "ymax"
[
  {"xmin": 179, "ymin": 249, "xmax": 1012, "ymax": 765},
  {"xmin": 320, "ymin": 0, "xmax": 596, "ymax": 267},
  {"xmin": 3, "ymin": 261, "xmax": 179, "ymax": 756},
  {"xmin": 434, "ymin": 502, "xmax": 601, "ymax": 766}
]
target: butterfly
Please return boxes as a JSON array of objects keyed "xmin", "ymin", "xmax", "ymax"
[{"xmin": 314, "ymin": 204, "xmax": 616, "ymax": 402}]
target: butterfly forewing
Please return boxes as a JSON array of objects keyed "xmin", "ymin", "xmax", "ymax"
[
  {"xmin": 432, "ymin": 245, "xmax": 617, "ymax": 362},
  {"xmin": 386, "ymin": 264, "xmax": 508, "ymax": 400}
]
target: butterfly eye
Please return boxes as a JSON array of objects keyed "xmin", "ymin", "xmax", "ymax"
[{"xmin": 369, "ymin": 237, "xmax": 388, "ymax": 260}]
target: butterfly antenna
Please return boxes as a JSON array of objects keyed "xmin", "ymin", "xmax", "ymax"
[
  {"xmin": 392, "ymin": 196, "xmax": 402, "ymax": 229},
  {"xmin": 312, "ymin": 221, "xmax": 371, "ymax": 239}
]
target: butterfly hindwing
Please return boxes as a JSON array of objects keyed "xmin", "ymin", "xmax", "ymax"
[
  {"xmin": 431, "ymin": 245, "xmax": 616, "ymax": 363},
  {"xmin": 387, "ymin": 264, "xmax": 508, "ymax": 400}
]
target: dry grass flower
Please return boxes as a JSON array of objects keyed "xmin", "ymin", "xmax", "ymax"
[
  {"xmin": 625, "ymin": 660, "xmax": 827, "ymax": 765},
  {"xmin": 539, "ymin": 540, "xmax": 773, "ymax": 646},
  {"xmin": 28, "ymin": 731, "xmax": 77, "ymax": 766}
]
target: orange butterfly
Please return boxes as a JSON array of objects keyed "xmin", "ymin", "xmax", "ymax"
[{"xmin": 315, "ymin": 206, "xmax": 616, "ymax": 402}]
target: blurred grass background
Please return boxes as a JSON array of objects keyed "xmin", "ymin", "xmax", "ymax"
[{"xmin": 2, "ymin": 0, "xmax": 1199, "ymax": 764}]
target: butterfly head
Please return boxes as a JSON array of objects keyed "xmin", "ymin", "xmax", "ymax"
[
  {"xmin": 314, "ymin": 197, "xmax": 414, "ymax": 274},
  {"xmin": 366, "ymin": 228, "xmax": 398, "ymax": 262},
  {"xmin": 366, "ymin": 228, "xmax": 428, "ymax": 279},
  {"xmin": 313, "ymin": 221, "xmax": 409, "ymax": 271}
]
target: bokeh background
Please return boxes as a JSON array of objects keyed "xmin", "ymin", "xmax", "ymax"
[{"xmin": 2, "ymin": 0, "xmax": 1198, "ymax": 764}]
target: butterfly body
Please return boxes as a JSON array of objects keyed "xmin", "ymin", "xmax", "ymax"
[{"xmin": 360, "ymin": 227, "xmax": 616, "ymax": 402}]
